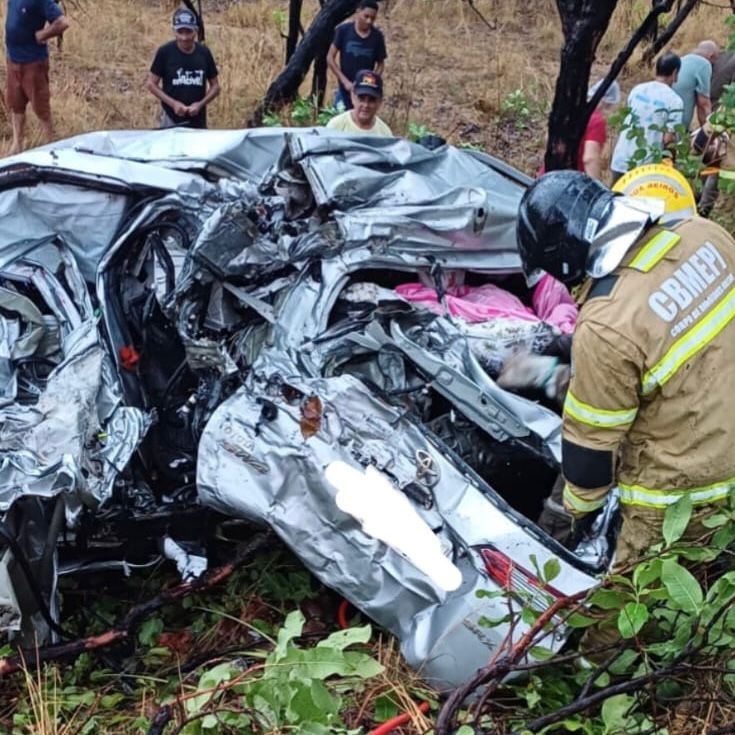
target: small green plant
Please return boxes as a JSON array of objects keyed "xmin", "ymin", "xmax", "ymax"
[
  {"xmin": 271, "ymin": 9, "xmax": 287, "ymax": 34},
  {"xmin": 497, "ymin": 86, "xmax": 548, "ymax": 131},
  {"xmin": 317, "ymin": 103, "xmax": 341, "ymax": 127},
  {"xmin": 610, "ymin": 106, "xmax": 704, "ymax": 189},
  {"xmin": 406, "ymin": 121, "xmax": 434, "ymax": 141},
  {"xmin": 262, "ymin": 111, "xmax": 283, "ymax": 127},
  {"xmin": 457, "ymin": 141, "xmax": 485, "ymax": 152},
  {"xmin": 501, "ymin": 88, "xmax": 532, "ymax": 127},
  {"xmin": 261, "ymin": 97, "xmax": 340, "ymax": 129},
  {"xmin": 291, "ymin": 96, "xmax": 318, "ymax": 125},
  {"xmin": 176, "ymin": 610, "xmax": 384, "ymax": 733}
]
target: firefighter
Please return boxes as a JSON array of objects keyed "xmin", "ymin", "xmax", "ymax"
[{"xmin": 508, "ymin": 170, "xmax": 735, "ymax": 568}]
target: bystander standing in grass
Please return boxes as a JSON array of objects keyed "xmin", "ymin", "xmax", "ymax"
[
  {"xmin": 580, "ymin": 79, "xmax": 621, "ymax": 181},
  {"xmin": 4, "ymin": 0, "xmax": 69, "ymax": 154},
  {"xmin": 326, "ymin": 69, "xmax": 392, "ymax": 136},
  {"xmin": 327, "ymin": 0, "xmax": 386, "ymax": 111},
  {"xmin": 609, "ymin": 53, "xmax": 683, "ymax": 184},
  {"xmin": 672, "ymin": 40, "xmax": 720, "ymax": 131},
  {"xmin": 145, "ymin": 7, "xmax": 220, "ymax": 129}
]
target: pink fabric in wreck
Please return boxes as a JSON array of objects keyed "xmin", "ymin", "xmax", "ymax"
[
  {"xmin": 531, "ymin": 274, "xmax": 577, "ymax": 334},
  {"xmin": 394, "ymin": 274, "xmax": 577, "ymax": 334}
]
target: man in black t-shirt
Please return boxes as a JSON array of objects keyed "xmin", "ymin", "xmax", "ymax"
[
  {"xmin": 327, "ymin": 0, "xmax": 386, "ymax": 110},
  {"xmin": 145, "ymin": 7, "xmax": 220, "ymax": 129}
]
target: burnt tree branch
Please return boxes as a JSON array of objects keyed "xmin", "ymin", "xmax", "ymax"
[
  {"xmin": 311, "ymin": 0, "xmax": 329, "ymax": 105},
  {"xmin": 0, "ymin": 533, "xmax": 272, "ymax": 677},
  {"xmin": 249, "ymin": 0, "xmax": 360, "ymax": 126},
  {"xmin": 286, "ymin": 0, "xmax": 304, "ymax": 62},
  {"xmin": 544, "ymin": 0, "xmax": 619, "ymax": 172},
  {"xmin": 545, "ymin": 0, "xmax": 681, "ymax": 172},
  {"xmin": 181, "ymin": 0, "xmax": 205, "ymax": 42},
  {"xmin": 586, "ymin": 0, "xmax": 680, "ymax": 113},
  {"xmin": 642, "ymin": 0, "xmax": 702, "ymax": 64},
  {"xmin": 434, "ymin": 591, "xmax": 587, "ymax": 735}
]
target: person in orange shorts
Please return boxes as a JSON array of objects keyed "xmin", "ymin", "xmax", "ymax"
[{"xmin": 4, "ymin": 0, "xmax": 69, "ymax": 154}]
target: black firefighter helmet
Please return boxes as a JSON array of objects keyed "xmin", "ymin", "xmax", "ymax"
[{"xmin": 516, "ymin": 171, "xmax": 616, "ymax": 286}]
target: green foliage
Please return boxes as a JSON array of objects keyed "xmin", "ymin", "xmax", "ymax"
[
  {"xmin": 263, "ymin": 111, "xmax": 282, "ymax": 127},
  {"xmin": 137, "ymin": 615, "xmax": 164, "ymax": 646},
  {"xmin": 499, "ymin": 87, "xmax": 546, "ymax": 131},
  {"xmin": 610, "ymin": 107, "xmax": 704, "ymax": 190},
  {"xmin": 262, "ymin": 96, "xmax": 341, "ymax": 128},
  {"xmin": 473, "ymin": 489, "xmax": 735, "ymax": 733},
  {"xmin": 662, "ymin": 495, "xmax": 692, "ymax": 547},
  {"xmin": 407, "ymin": 121, "xmax": 434, "ymax": 141},
  {"xmin": 457, "ymin": 141, "xmax": 485, "ymax": 152},
  {"xmin": 177, "ymin": 610, "xmax": 383, "ymax": 734},
  {"xmin": 271, "ymin": 9, "xmax": 287, "ymax": 33}
]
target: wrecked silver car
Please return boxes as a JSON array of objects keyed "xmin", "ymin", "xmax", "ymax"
[{"xmin": 0, "ymin": 129, "xmax": 611, "ymax": 687}]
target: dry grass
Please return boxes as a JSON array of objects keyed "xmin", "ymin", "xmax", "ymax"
[{"xmin": 0, "ymin": 0, "xmax": 731, "ymax": 173}]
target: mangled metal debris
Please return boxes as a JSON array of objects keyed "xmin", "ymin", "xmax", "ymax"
[{"xmin": 0, "ymin": 128, "xmax": 617, "ymax": 685}]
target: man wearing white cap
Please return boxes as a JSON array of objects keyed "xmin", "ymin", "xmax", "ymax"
[{"xmin": 145, "ymin": 7, "xmax": 220, "ymax": 129}]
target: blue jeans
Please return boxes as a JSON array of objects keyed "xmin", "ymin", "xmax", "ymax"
[{"xmin": 333, "ymin": 86, "xmax": 352, "ymax": 111}]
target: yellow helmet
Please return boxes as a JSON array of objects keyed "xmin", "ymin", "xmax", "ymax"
[{"xmin": 611, "ymin": 163, "xmax": 696, "ymax": 224}]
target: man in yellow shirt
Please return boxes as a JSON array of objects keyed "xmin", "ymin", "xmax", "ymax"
[{"xmin": 326, "ymin": 69, "xmax": 392, "ymax": 136}]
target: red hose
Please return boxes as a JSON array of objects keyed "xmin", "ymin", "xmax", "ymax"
[
  {"xmin": 337, "ymin": 598, "xmax": 350, "ymax": 629},
  {"xmin": 366, "ymin": 701, "xmax": 430, "ymax": 735}
]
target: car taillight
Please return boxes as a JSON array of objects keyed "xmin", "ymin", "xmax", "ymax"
[{"xmin": 480, "ymin": 547, "xmax": 563, "ymax": 600}]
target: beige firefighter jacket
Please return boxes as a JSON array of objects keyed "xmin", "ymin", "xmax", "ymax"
[{"xmin": 562, "ymin": 216, "xmax": 735, "ymax": 516}]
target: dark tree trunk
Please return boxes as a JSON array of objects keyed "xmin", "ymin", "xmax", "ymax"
[
  {"xmin": 249, "ymin": 0, "xmax": 359, "ymax": 126},
  {"xmin": 545, "ymin": 0, "xmax": 683, "ymax": 172},
  {"xmin": 311, "ymin": 0, "xmax": 328, "ymax": 106},
  {"xmin": 286, "ymin": 0, "xmax": 303, "ymax": 62},
  {"xmin": 544, "ymin": 1, "xmax": 618, "ymax": 172},
  {"xmin": 642, "ymin": 0, "xmax": 702, "ymax": 64},
  {"xmin": 181, "ymin": 0, "xmax": 205, "ymax": 42},
  {"xmin": 587, "ymin": 0, "xmax": 681, "ymax": 113}
]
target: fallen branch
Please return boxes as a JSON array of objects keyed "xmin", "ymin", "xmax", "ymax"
[
  {"xmin": 434, "ymin": 591, "xmax": 587, "ymax": 735},
  {"xmin": 437, "ymin": 581, "xmax": 735, "ymax": 734},
  {"xmin": 0, "ymin": 533, "xmax": 272, "ymax": 677},
  {"xmin": 463, "ymin": 0, "xmax": 496, "ymax": 30},
  {"xmin": 707, "ymin": 725, "xmax": 735, "ymax": 735},
  {"xmin": 146, "ymin": 706, "xmax": 173, "ymax": 735}
]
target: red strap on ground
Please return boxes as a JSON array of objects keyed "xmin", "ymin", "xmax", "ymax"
[{"xmin": 366, "ymin": 702, "xmax": 430, "ymax": 735}]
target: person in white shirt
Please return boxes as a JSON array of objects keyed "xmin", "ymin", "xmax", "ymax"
[
  {"xmin": 326, "ymin": 69, "xmax": 392, "ymax": 136},
  {"xmin": 610, "ymin": 53, "xmax": 683, "ymax": 184}
]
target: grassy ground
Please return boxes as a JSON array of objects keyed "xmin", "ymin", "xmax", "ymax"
[
  {"xmin": 2, "ymin": 1, "xmax": 735, "ymax": 732},
  {"xmin": 0, "ymin": 0, "xmax": 731, "ymax": 176},
  {"xmin": 2, "ymin": 545, "xmax": 437, "ymax": 734}
]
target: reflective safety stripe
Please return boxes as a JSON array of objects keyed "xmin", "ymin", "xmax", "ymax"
[
  {"xmin": 628, "ymin": 230, "xmax": 681, "ymax": 272},
  {"xmin": 562, "ymin": 484, "xmax": 608, "ymax": 514},
  {"xmin": 619, "ymin": 477, "xmax": 735, "ymax": 509},
  {"xmin": 563, "ymin": 390, "xmax": 637, "ymax": 428},
  {"xmin": 642, "ymin": 286, "xmax": 735, "ymax": 394}
]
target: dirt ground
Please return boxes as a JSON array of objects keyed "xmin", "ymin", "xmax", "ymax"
[{"xmin": 0, "ymin": 0, "xmax": 731, "ymax": 177}]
